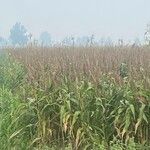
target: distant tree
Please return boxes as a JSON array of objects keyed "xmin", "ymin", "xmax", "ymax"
[
  {"xmin": 40, "ymin": 31, "xmax": 51, "ymax": 46},
  {"xmin": 144, "ymin": 24, "xmax": 150, "ymax": 45},
  {"xmin": 76, "ymin": 36, "xmax": 90, "ymax": 46},
  {"xmin": 118, "ymin": 39, "xmax": 124, "ymax": 46},
  {"xmin": 9, "ymin": 22, "xmax": 29, "ymax": 46},
  {"xmin": 90, "ymin": 34, "xmax": 95, "ymax": 45},
  {"xmin": 98, "ymin": 37, "xmax": 113, "ymax": 46},
  {"xmin": 99, "ymin": 37, "xmax": 105, "ymax": 46},
  {"xmin": 133, "ymin": 38, "xmax": 141, "ymax": 46},
  {"xmin": 105, "ymin": 37, "xmax": 113, "ymax": 46},
  {"xmin": 0, "ymin": 37, "xmax": 7, "ymax": 47},
  {"xmin": 62, "ymin": 36, "xmax": 73, "ymax": 46}
]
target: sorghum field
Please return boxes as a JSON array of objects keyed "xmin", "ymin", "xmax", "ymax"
[{"xmin": 0, "ymin": 45, "xmax": 150, "ymax": 149}]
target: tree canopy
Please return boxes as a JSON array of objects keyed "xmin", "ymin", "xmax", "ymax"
[{"xmin": 9, "ymin": 22, "xmax": 29, "ymax": 46}]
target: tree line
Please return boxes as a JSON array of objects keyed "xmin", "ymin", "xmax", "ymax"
[
  {"xmin": 1, "ymin": 22, "xmax": 149, "ymax": 47},
  {"xmin": 0, "ymin": 22, "xmax": 51, "ymax": 47}
]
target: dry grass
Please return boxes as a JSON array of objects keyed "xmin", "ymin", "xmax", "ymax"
[{"xmin": 8, "ymin": 45, "xmax": 150, "ymax": 86}]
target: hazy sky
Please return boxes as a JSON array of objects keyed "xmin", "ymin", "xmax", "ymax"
[{"xmin": 0, "ymin": 0, "xmax": 150, "ymax": 41}]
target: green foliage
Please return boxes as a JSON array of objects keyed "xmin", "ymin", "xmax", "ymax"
[
  {"xmin": 0, "ymin": 53, "xmax": 26, "ymax": 90},
  {"xmin": 0, "ymin": 87, "xmax": 26, "ymax": 149},
  {"xmin": 119, "ymin": 62, "xmax": 128, "ymax": 78}
]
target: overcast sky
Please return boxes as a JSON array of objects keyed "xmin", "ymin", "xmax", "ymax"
[{"xmin": 0, "ymin": 0, "xmax": 150, "ymax": 42}]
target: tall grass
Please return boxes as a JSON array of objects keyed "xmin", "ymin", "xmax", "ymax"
[
  {"xmin": 0, "ymin": 46, "xmax": 150, "ymax": 149},
  {"xmin": 8, "ymin": 45, "xmax": 150, "ymax": 84}
]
